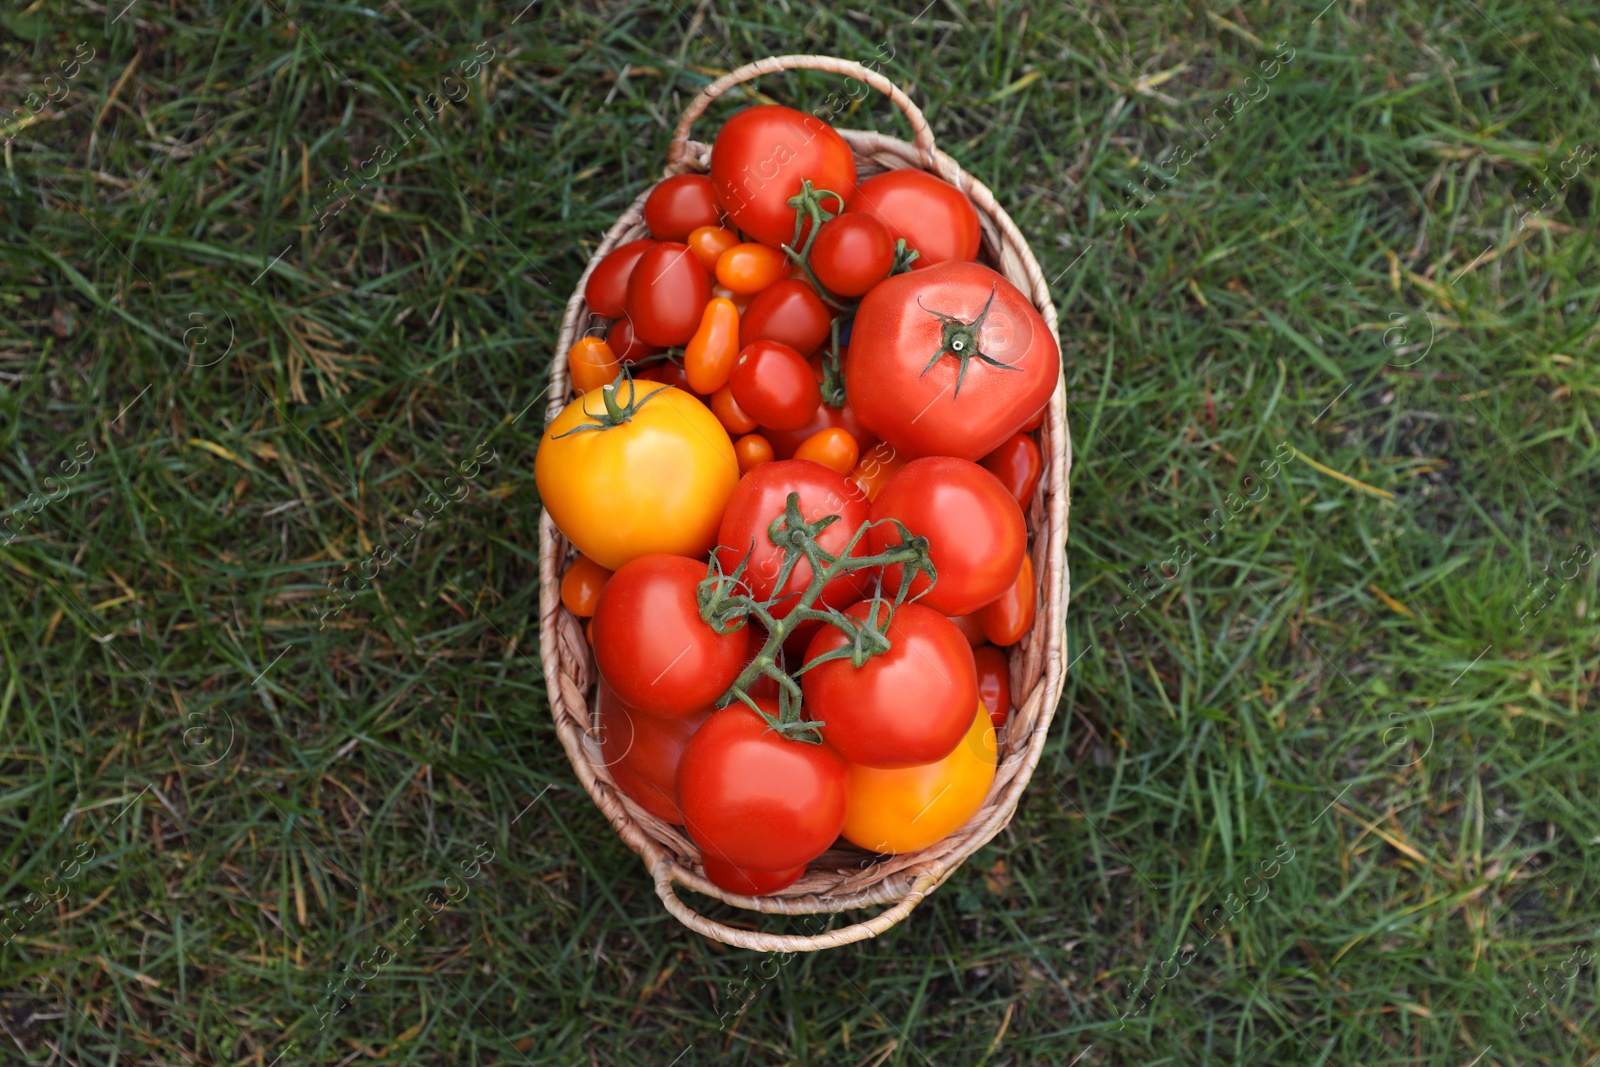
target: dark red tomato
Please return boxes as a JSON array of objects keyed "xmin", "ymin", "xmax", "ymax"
[
  {"xmin": 801, "ymin": 601, "xmax": 977, "ymax": 768},
  {"xmin": 644, "ymin": 175, "xmax": 723, "ymax": 241},
  {"xmin": 625, "ymin": 242, "xmax": 711, "ymax": 346},
  {"xmin": 848, "ymin": 261, "xmax": 1059, "ymax": 461},
  {"xmin": 596, "ymin": 680, "xmax": 710, "ymax": 823},
  {"xmin": 869, "ymin": 457, "xmax": 1026, "ymax": 616},
  {"xmin": 592, "ymin": 554, "xmax": 752, "ymax": 718},
  {"xmin": 981, "ymin": 433, "xmax": 1043, "ymax": 507},
  {"xmin": 608, "ymin": 315, "xmax": 663, "ymax": 364},
  {"xmin": 714, "ymin": 459, "xmax": 871, "ymax": 620},
  {"xmin": 810, "ymin": 213, "xmax": 894, "ymax": 297},
  {"xmin": 729, "ymin": 340, "xmax": 821, "ymax": 431},
  {"xmin": 677, "ymin": 701, "xmax": 849, "ymax": 871},
  {"xmin": 740, "ymin": 279, "xmax": 832, "ymax": 357},
  {"xmin": 979, "ymin": 552, "xmax": 1036, "ymax": 647},
  {"xmin": 709, "ymin": 105, "xmax": 858, "ymax": 249},
  {"xmin": 586, "ymin": 239, "xmax": 655, "ymax": 318},
  {"xmin": 845, "ymin": 170, "xmax": 981, "ymax": 269},
  {"xmin": 1020, "ymin": 407, "xmax": 1046, "ymax": 432},
  {"xmin": 638, "ymin": 360, "xmax": 693, "ymax": 393},
  {"xmin": 973, "ymin": 645, "xmax": 1011, "ymax": 728},
  {"xmin": 701, "ymin": 854, "xmax": 805, "ymax": 895},
  {"xmin": 947, "ymin": 612, "xmax": 987, "ymax": 647},
  {"xmin": 764, "ymin": 398, "xmax": 878, "ymax": 460}
]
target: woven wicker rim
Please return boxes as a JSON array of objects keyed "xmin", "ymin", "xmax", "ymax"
[{"xmin": 538, "ymin": 54, "xmax": 1073, "ymax": 952}]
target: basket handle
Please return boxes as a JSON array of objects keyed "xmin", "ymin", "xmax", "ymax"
[{"xmin": 666, "ymin": 53, "xmax": 941, "ymax": 174}]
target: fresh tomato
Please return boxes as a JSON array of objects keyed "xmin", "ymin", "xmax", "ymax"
[
  {"xmin": 536, "ymin": 380, "xmax": 739, "ymax": 570},
  {"xmin": 981, "ymin": 432, "xmax": 1043, "ymax": 507},
  {"xmin": 644, "ymin": 174, "xmax": 723, "ymax": 240},
  {"xmin": 597, "ymin": 680, "xmax": 710, "ymax": 823},
  {"xmin": 710, "ymin": 385, "xmax": 758, "ymax": 435},
  {"xmin": 625, "ymin": 243, "xmax": 711, "ymax": 346},
  {"xmin": 714, "ymin": 459, "xmax": 872, "ymax": 620},
  {"xmin": 740, "ymin": 278, "xmax": 832, "ymax": 357},
  {"xmin": 688, "ymin": 225, "xmax": 742, "ymax": 272},
  {"xmin": 869, "ymin": 457, "xmax": 1026, "ymax": 616},
  {"xmin": 715, "ymin": 242, "xmax": 790, "ymax": 294},
  {"xmin": 810, "ymin": 213, "xmax": 895, "ymax": 297},
  {"xmin": 607, "ymin": 316, "xmax": 662, "ymax": 364},
  {"xmin": 637, "ymin": 360, "xmax": 693, "ymax": 393},
  {"xmin": 684, "ymin": 298, "xmax": 741, "ymax": 394},
  {"xmin": 677, "ymin": 701, "xmax": 849, "ymax": 871},
  {"xmin": 729, "ymin": 340, "xmax": 821, "ymax": 431},
  {"xmin": 592, "ymin": 554, "xmax": 752, "ymax": 718},
  {"xmin": 734, "ymin": 433, "xmax": 774, "ymax": 473},
  {"xmin": 978, "ymin": 552, "xmax": 1036, "ymax": 647},
  {"xmin": 1020, "ymin": 407, "xmax": 1045, "ymax": 432},
  {"xmin": 559, "ymin": 554, "xmax": 612, "ymax": 617},
  {"xmin": 845, "ymin": 170, "xmax": 980, "ymax": 269},
  {"xmin": 709, "ymin": 105, "xmax": 857, "ymax": 249},
  {"xmin": 567, "ymin": 336, "xmax": 620, "ymax": 394},
  {"xmin": 947, "ymin": 612, "xmax": 987, "ymax": 647},
  {"xmin": 841, "ymin": 703, "xmax": 996, "ymax": 854},
  {"xmin": 973, "ymin": 645, "xmax": 1011, "ymax": 727},
  {"xmin": 848, "ymin": 261, "xmax": 1059, "ymax": 461},
  {"xmin": 792, "ymin": 427, "xmax": 859, "ymax": 475},
  {"xmin": 765, "ymin": 398, "xmax": 876, "ymax": 460},
  {"xmin": 585, "ymin": 238, "xmax": 654, "ymax": 318},
  {"xmin": 700, "ymin": 854, "xmax": 805, "ymax": 895},
  {"xmin": 847, "ymin": 439, "xmax": 906, "ymax": 501},
  {"xmin": 802, "ymin": 601, "xmax": 977, "ymax": 767}
]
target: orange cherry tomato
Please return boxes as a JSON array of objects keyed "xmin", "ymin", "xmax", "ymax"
[
  {"xmin": 848, "ymin": 439, "xmax": 907, "ymax": 501},
  {"xmin": 711, "ymin": 385, "xmax": 758, "ymax": 435},
  {"xmin": 560, "ymin": 554, "xmax": 613, "ymax": 617},
  {"xmin": 734, "ymin": 433, "xmax": 775, "ymax": 473},
  {"xmin": 793, "ymin": 427, "xmax": 859, "ymax": 475},
  {"xmin": 947, "ymin": 613, "xmax": 987, "ymax": 647},
  {"xmin": 567, "ymin": 336, "xmax": 620, "ymax": 395},
  {"xmin": 688, "ymin": 226, "xmax": 740, "ymax": 272},
  {"xmin": 684, "ymin": 298, "xmax": 741, "ymax": 395},
  {"xmin": 978, "ymin": 552, "xmax": 1037, "ymax": 646},
  {"xmin": 973, "ymin": 644, "xmax": 1011, "ymax": 727},
  {"xmin": 715, "ymin": 243, "xmax": 789, "ymax": 294}
]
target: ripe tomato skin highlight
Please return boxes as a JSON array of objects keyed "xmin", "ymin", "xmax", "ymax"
[
  {"xmin": 586, "ymin": 239, "xmax": 654, "ymax": 318},
  {"xmin": 714, "ymin": 459, "xmax": 872, "ymax": 620},
  {"xmin": 644, "ymin": 174, "xmax": 723, "ymax": 240},
  {"xmin": 700, "ymin": 854, "xmax": 806, "ymax": 895},
  {"xmin": 845, "ymin": 170, "xmax": 981, "ymax": 269},
  {"xmin": 810, "ymin": 213, "xmax": 895, "ymax": 297},
  {"xmin": 740, "ymin": 278, "xmax": 832, "ymax": 357},
  {"xmin": 848, "ymin": 261, "xmax": 1060, "ymax": 461},
  {"xmin": 730, "ymin": 340, "xmax": 822, "ymax": 432},
  {"xmin": 677, "ymin": 700, "xmax": 850, "ymax": 871},
  {"xmin": 592, "ymin": 554, "xmax": 752, "ymax": 718},
  {"xmin": 802, "ymin": 601, "xmax": 978, "ymax": 768},
  {"xmin": 979, "ymin": 552, "xmax": 1036, "ymax": 647},
  {"xmin": 626, "ymin": 243, "xmax": 712, "ymax": 346},
  {"xmin": 981, "ymin": 433, "xmax": 1043, "ymax": 507},
  {"xmin": 567, "ymin": 336, "xmax": 620, "ymax": 394},
  {"xmin": 685, "ymin": 298, "xmax": 741, "ymax": 395},
  {"xmin": 597, "ymin": 680, "xmax": 710, "ymax": 823},
  {"xmin": 709, "ymin": 105, "xmax": 858, "ymax": 249},
  {"xmin": 733, "ymin": 433, "xmax": 774, "ymax": 473},
  {"xmin": 842, "ymin": 704, "xmax": 996, "ymax": 854},
  {"xmin": 973, "ymin": 645, "xmax": 1011, "ymax": 728},
  {"xmin": 715, "ymin": 242, "xmax": 790, "ymax": 294},
  {"xmin": 559, "ymin": 554, "xmax": 612, "ymax": 617},
  {"xmin": 687, "ymin": 225, "xmax": 741, "ymax": 272},
  {"xmin": 710, "ymin": 385, "xmax": 758, "ymax": 435},
  {"xmin": 869, "ymin": 457, "xmax": 1026, "ymax": 616},
  {"xmin": 793, "ymin": 427, "xmax": 859, "ymax": 475},
  {"xmin": 607, "ymin": 316, "xmax": 661, "ymax": 364}
]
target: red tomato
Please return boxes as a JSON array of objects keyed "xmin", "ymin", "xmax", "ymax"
[
  {"xmin": 607, "ymin": 316, "xmax": 662, "ymax": 364},
  {"xmin": 592, "ymin": 555, "xmax": 752, "ymax": 718},
  {"xmin": 713, "ymin": 459, "xmax": 871, "ymax": 620},
  {"xmin": 765, "ymin": 398, "xmax": 877, "ymax": 460},
  {"xmin": 644, "ymin": 175, "xmax": 723, "ymax": 240},
  {"xmin": 845, "ymin": 170, "xmax": 980, "ymax": 269},
  {"xmin": 793, "ymin": 427, "xmax": 858, "ymax": 475},
  {"xmin": 711, "ymin": 385, "xmax": 758, "ymax": 435},
  {"xmin": 734, "ymin": 433, "xmax": 774, "ymax": 473},
  {"xmin": 1020, "ymin": 407, "xmax": 1045, "ymax": 432},
  {"xmin": 715, "ymin": 242, "xmax": 789, "ymax": 294},
  {"xmin": 637, "ymin": 360, "xmax": 693, "ymax": 393},
  {"xmin": 559, "ymin": 554, "xmax": 612, "ymax": 617},
  {"xmin": 625, "ymin": 243, "xmax": 711, "ymax": 346},
  {"xmin": 981, "ymin": 433, "xmax": 1044, "ymax": 507},
  {"xmin": 979, "ymin": 552, "xmax": 1036, "ymax": 647},
  {"xmin": 802, "ymin": 601, "xmax": 977, "ymax": 767},
  {"xmin": 688, "ymin": 226, "xmax": 741, "ymax": 272},
  {"xmin": 740, "ymin": 279, "xmax": 832, "ymax": 357},
  {"xmin": 973, "ymin": 645, "xmax": 1011, "ymax": 727},
  {"xmin": 810, "ymin": 213, "xmax": 894, "ymax": 297},
  {"xmin": 848, "ymin": 261, "xmax": 1059, "ymax": 461},
  {"xmin": 709, "ymin": 105, "xmax": 858, "ymax": 249},
  {"xmin": 585, "ymin": 239, "xmax": 654, "ymax": 318},
  {"xmin": 677, "ymin": 701, "xmax": 849, "ymax": 871},
  {"xmin": 729, "ymin": 340, "xmax": 821, "ymax": 431},
  {"xmin": 848, "ymin": 439, "xmax": 906, "ymax": 502},
  {"xmin": 947, "ymin": 612, "xmax": 987, "ymax": 647},
  {"xmin": 701, "ymin": 854, "xmax": 805, "ymax": 895},
  {"xmin": 597, "ymin": 681, "xmax": 709, "ymax": 823},
  {"xmin": 869, "ymin": 457, "xmax": 1026, "ymax": 616}
]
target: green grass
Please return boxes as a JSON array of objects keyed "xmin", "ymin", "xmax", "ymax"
[{"xmin": 2, "ymin": 0, "xmax": 1598, "ymax": 1063}]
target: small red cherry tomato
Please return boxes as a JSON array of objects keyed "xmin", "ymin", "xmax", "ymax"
[
  {"xmin": 810, "ymin": 213, "xmax": 895, "ymax": 297},
  {"xmin": 685, "ymin": 298, "xmax": 741, "ymax": 394},
  {"xmin": 973, "ymin": 644, "xmax": 1011, "ymax": 727},
  {"xmin": 567, "ymin": 336, "xmax": 620, "ymax": 394},
  {"xmin": 947, "ymin": 613, "xmax": 987, "ymax": 647},
  {"xmin": 715, "ymin": 243, "xmax": 789, "ymax": 294},
  {"xmin": 792, "ymin": 427, "xmax": 858, "ymax": 475},
  {"xmin": 711, "ymin": 385, "xmax": 758, "ymax": 435},
  {"xmin": 644, "ymin": 174, "xmax": 723, "ymax": 240},
  {"xmin": 597, "ymin": 681, "xmax": 710, "ymax": 824},
  {"xmin": 734, "ymin": 433, "xmax": 774, "ymax": 473},
  {"xmin": 559, "ymin": 554, "xmax": 613, "ymax": 617},
  {"xmin": 740, "ymin": 278, "xmax": 833, "ymax": 357},
  {"xmin": 765, "ymin": 396, "xmax": 876, "ymax": 459},
  {"xmin": 625, "ymin": 243, "xmax": 711, "ymax": 346},
  {"xmin": 978, "ymin": 552, "xmax": 1036, "ymax": 647},
  {"xmin": 688, "ymin": 225, "xmax": 741, "ymax": 272},
  {"xmin": 607, "ymin": 316, "xmax": 662, "ymax": 364},
  {"xmin": 585, "ymin": 238, "xmax": 654, "ymax": 318},
  {"xmin": 729, "ymin": 340, "xmax": 821, "ymax": 431},
  {"xmin": 701, "ymin": 854, "xmax": 805, "ymax": 895},
  {"xmin": 1020, "ymin": 407, "xmax": 1046, "ymax": 432},
  {"xmin": 980, "ymin": 433, "xmax": 1044, "ymax": 507}
]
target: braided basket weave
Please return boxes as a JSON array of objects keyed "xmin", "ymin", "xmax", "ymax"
[{"xmin": 538, "ymin": 55, "xmax": 1072, "ymax": 951}]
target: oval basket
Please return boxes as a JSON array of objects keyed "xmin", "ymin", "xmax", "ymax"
[{"xmin": 538, "ymin": 54, "xmax": 1072, "ymax": 952}]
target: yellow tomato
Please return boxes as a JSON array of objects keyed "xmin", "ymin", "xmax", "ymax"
[
  {"xmin": 841, "ymin": 704, "xmax": 997, "ymax": 854},
  {"xmin": 535, "ymin": 379, "xmax": 739, "ymax": 570}
]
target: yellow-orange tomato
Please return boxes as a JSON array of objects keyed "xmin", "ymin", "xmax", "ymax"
[
  {"xmin": 979, "ymin": 552, "xmax": 1036, "ymax": 646},
  {"xmin": 687, "ymin": 225, "xmax": 741, "ymax": 272},
  {"xmin": 848, "ymin": 439, "xmax": 908, "ymax": 501},
  {"xmin": 568, "ymin": 336, "xmax": 620, "ymax": 394},
  {"xmin": 715, "ymin": 242, "xmax": 789, "ymax": 294},
  {"xmin": 793, "ymin": 426, "xmax": 859, "ymax": 475},
  {"xmin": 684, "ymin": 298, "xmax": 741, "ymax": 395},
  {"xmin": 841, "ymin": 704, "xmax": 996, "ymax": 854},
  {"xmin": 734, "ymin": 433, "xmax": 775, "ymax": 472},
  {"xmin": 710, "ymin": 385, "xmax": 758, "ymax": 435},
  {"xmin": 559, "ymin": 554, "xmax": 613, "ymax": 617}
]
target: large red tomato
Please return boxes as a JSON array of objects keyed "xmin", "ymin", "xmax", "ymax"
[
  {"xmin": 847, "ymin": 261, "xmax": 1059, "ymax": 461},
  {"xmin": 625, "ymin": 243, "xmax": 711, "ymax": 346},
  {"xmin": 677, "ymin": 701, "xmax": 849, "ymax": 872},
  {"xmin": 845, "ymin": 170, "xmax": 981, "ymax": 269},
  {"xmin": 869, "ymin": 457, "xmax": 1025, "ymax": 616},
  {"xmin": 740, "ymin": 279, "xmax": 832, "ymax": 357},
  {"xmin": 801, "ymin": 601, "xmax": 977, "ymax": 767},
  {"xmin": 709, "ymin": 106, "xmax": 857, "ymax": 249},
  {"xmin": 596, "ymin": 681, "xmax": 709, "ymax": 823},
  {"xmin": 591, "ymin": 555, "xmax": 751, "ymax": 718}
]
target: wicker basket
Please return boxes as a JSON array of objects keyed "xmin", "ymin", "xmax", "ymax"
[{"xmin": 538, "ymin": 54, "xmax": 1072, "ymax": 952}]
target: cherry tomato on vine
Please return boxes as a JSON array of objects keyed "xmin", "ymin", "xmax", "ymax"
[
  {"xmin": 810, "ymin": 213, "xmax": 895, "ymax": 297},
  {"xmin": 715, "ymin": 242, "xmax": 790, "ymax": 294},
  {"xmin": 597, "ymin": 680, "xmax": 710, "ymax": 824},
  {"xmin": 978, "ymin": 552, "xmax": 1036, "ymax": 647},
  {"xmin": 845, "ymin": 170, "xmax": 980, "ymax": 269},
  {"xmin": 700, "ymin": 854, "xmax": 805, "ymax": 895},
  {"xmin": 841, "ymin": 704, "xmax": 996, "ymax": 854},
  {"xmin": 644, "ymin": 174, "xmax": 723, "ymax": 240},
  {"xmin": 625, "ymin": 243, "xmax": 711, "ymax": 346},
  {"xmin": 973, "ymin": 645, "xmax": 1011, "ymax": 728},
  {"xmin": 567, "ymin": 336, "xmax": 620, "ymax": 394},
  {"xmin": 685, "ymin": 298, "xmax": 741, "ymax": 395},
  {"xmin": 559, "ymin": 554, "xmax": 612, "ymax": 617},
  {"xmin": 585, "ymin": 238, "xmax": 654, "ymax": 318},
  {"xmin": 981, "ymin": 432, "xmax": 1043, "ymax": 507},
  {"xmin": 740, "ymin": 278, "xmax": 832, "ymax": 357},
  {"xmin": 607, "ymin": 316, "xmax": 661, "ymax": 364},
  {"xmin": 733, "ymin": 433, "xmax": 774, "ymax": 473},
  {"xmin": 688, "ymin": 225, "xmax": 741, "ymax": 272},
  {"xmin": 708, "ymin": 105, "xmax": 857, "ymax": 249},
  {"xmin": 710, "ymin": 385, "xmax": 758, "ymax": 435},
  {"xmin": 792, "ymin": 427, "xmax": 859, "ymax": 475},
  {"xmin": 729, "ymin": 340, "xmax": 821, "ymax": 431}
]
